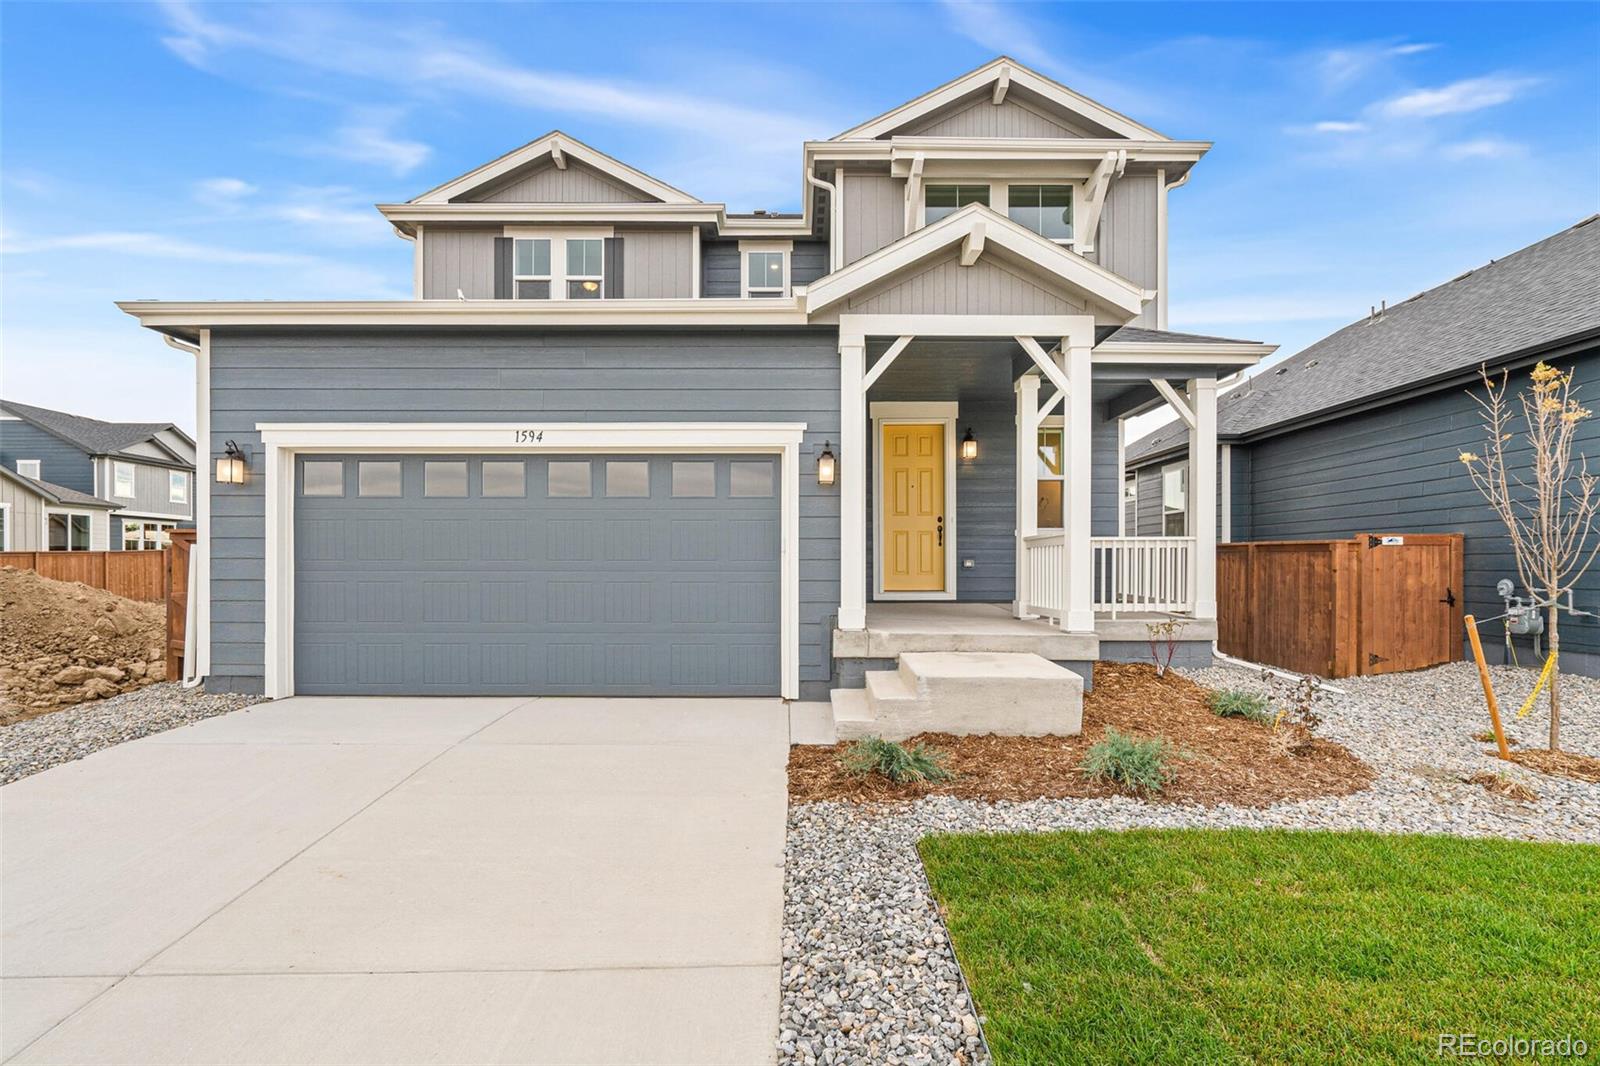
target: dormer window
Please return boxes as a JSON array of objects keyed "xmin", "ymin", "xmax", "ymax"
[
  {"xmin": 1008, "ymin": 185, "xmax": 1073, "ymax": 241},
  {"xmin": 513, "ymin": 238, "xmax": 551, "ymax": 299},
  {"xmin": 924, "ymin": 185, "xmax": 990, "ymax": 225},
  {"xmin": 740, "ymin": 241, "xmax": 791, "ymax": 298}
]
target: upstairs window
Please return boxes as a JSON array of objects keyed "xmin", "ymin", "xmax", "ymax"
[
  {"xmin": 169, "ymin": 470, "xmax": 188, "ymax": 505},
  {"xmin": 565, "ymin": 238, "xmax": 604, "ymax": 299},
  {"xmin": 1161, "ymin": 462, "xmax": 1188, "ymax": 536},
  {"xmin": 113, "ymin": 461, "xmax": 135, "ymax": 498},
  {"xmin": 740, "ymin": 241, "xmax": 791, "ymax": 298},
  {"xmin": 924, "ymin": 184, "xmax": 990, "ymax": 225},
  {"xmin": 15, "ymin": 459, "xmax": 40, "ymax": 479},
  {"xmin": 513, "ymin": 238, "xmax": 551, "ymax": 299},
  {"xmin": 1008, "ymin": 185, "xmax": 1073, "ymax": 241}
]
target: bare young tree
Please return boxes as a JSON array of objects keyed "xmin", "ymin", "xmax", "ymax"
[{"xmin": 1460, "ymin": 362, "xmax": 1599, "ymax": 751}]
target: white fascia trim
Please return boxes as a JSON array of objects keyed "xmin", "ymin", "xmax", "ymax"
[
  {"xmin": 805, "ymin": 203, "xmax": 1147, "ymax": 317},
  {"xmin": 1093, "ymin": 342, "xmax": 1276, "ymax": 366},
  {"xmin": 832, "ymin": 58, "xmax": 1168, "ymax": 141},
  {"xmin": 118, "ymin": 299, "xmax": 810, "ymax": 333},
  {"xmin": 884, "ymin": 138, "xmax": 1209, "ymax": 166},
  {"xmin": 409, "ymin": 131, "xmax": 701, "ymax": 206},
  {"xmin": 256, "ymin": 422, "xmax": 807, "ymax": 702},
  {"xmin": 839, "ymin": 313, "xmax": 1097, "ymax": 350},
  {"xmin": 382, "ymin": 203, "xmax": 724, "ymax": 227}
]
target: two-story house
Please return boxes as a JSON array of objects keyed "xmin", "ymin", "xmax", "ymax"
[
  {"xmin": 120, "ymin": 58, "xmax": 1274, "ymax": 734},
  {"xmin": 0, "ymin": 400, "xmax": 197, "ymax": 551}
]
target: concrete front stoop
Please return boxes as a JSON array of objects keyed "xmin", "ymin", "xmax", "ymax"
[{"xmin": 829, "ymin": 652, "xmax": 1083, "ymax": 741}]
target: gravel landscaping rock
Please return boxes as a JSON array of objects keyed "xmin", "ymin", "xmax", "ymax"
[
  {"xmin": 780, "ymin": 660, "xmax": 1599, "ymax": 1066},
  {"xmin": 0, "ymin": 682, "xmax": 265, "ymax": 785}
]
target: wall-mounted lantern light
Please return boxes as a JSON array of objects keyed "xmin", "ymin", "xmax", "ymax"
[
  {"xmin": 960, "ymin": 427, "xmax": 979, "ymax": 461},
  {"xmin": 216, "ymin": 439, "xmax": 247, "ymax": 485},
  {"xmin": 817, "ymin": 441, "xmax": 837, "ymax": 486}
]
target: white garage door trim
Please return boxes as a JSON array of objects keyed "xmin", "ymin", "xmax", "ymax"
[{"xmin": 258, "ymin": 422, "xmax": 806, "ymax": 700}]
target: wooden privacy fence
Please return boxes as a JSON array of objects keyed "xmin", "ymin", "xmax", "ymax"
[
  {"xmin": 0, "ymin": 549, "xmax": 166, "ymax": 602},
  {"xmin": 1218, "ymin": 533, "xmax": 1465, "ymax": 679},
  {"xmin": 165, "ymin": 530, "xmax": 197, "ymax": 682}
]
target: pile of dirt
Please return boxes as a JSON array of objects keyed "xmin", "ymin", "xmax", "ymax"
[
  {"xmin": 0, "ymin": 567, "xmax": 166, "ymax": 724},
  {"xmin": 788, "ymin": 662, "xmax": 1375, "ymax": 807}
]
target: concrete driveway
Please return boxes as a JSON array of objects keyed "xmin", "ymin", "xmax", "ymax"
[{"xmin": 1, "ymin": 696, "xmax": 789, "ymax": 1065}]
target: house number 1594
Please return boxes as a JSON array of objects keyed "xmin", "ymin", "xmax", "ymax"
[{"xmin": 514, "ymin": 429, "xmax": 545, "ymax": 443}]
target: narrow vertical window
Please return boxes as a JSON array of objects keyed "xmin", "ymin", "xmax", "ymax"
[
  {"xmin": 514, "ymin": 238, "xmax": 552, "ymax": 299},
  {"xmin": 565, "ymin": 239, "xmax": 604, "ymax": 298}
]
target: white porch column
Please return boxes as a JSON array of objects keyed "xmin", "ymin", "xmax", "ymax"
[
  {"xmin": 838, "ymin": 339, "xmax": 868, "ymax": 630},
  {"xmin": 1013, "ymin": 371, "xmax": 1040, "ymax": 618},
  {"xmin": 1188, "ymin": 376, "xmax": 1219, "ymax": 620},
  {"xmin": 1063, "ymin": 334, "xmax": 1095, "ymax": 632}
]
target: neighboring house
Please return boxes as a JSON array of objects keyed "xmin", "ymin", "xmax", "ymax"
[
  {"xmin": 1128, "ymin": 217, "xmax": 1600, "ymax": 675},
  {"xmin": 0, "ymin": 400, "xmax": 197, "ymax": 551},
  {"xmin": 120, "ymin": 57, "xmax": 1276, "ymax": 711},
  {"xmin": 0, "ymin": 464, "xmax": 120, "ymax": 552}
]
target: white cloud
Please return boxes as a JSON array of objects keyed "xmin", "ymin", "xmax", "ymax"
[
  {"xmin": 1442, "ymin": 137, "xmax": 1526, "ymax": 160},
  {"xmin": 1375, "ymin": 74, "xmax": 1538, "ymax": 119},
  {"xmin": 1, "ymin": 230, "xmax": 310, "ymax": 265},
  {"xmin": 1315, "ymin": 40, "xmax": 1437, "ymax": 91},
  {"xmin": 192, "ymin": 176, "xmax": 258, "ymax": 207},
  {"xmin": 308, "ymin": 111, "xmax": 431, "ymax": 176},
  {"xmin": 1313, "ymin": 121, "xmax": 1367, "ymax": 133}
]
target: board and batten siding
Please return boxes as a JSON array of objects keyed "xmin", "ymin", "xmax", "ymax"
[
  {"xmin": 615, "ymin": 228, "xmax": 695, "ymax": 299},
  {"xmin": 900, "ymin": 97, "xmax": 1094, "ymax": 139},
  {"xmin": 1088, "ymin": 174, "xmax": 1159, "ymax": 328},
  {"xmin": 839, "ymin": 250, "xmax": 1087, "ymax": 316},
  {"xmin": 840, "ymin": 172, "xmax": 904, "ymax": 267},
  {"xmin": 421, "ymin": 227, "xmax": 499, "ymax": 299},
  {"xmin": 0, "ymin": 477, "xmax": 47, "ymax": 550},
  {"xmin": 205, "ymin": 328, "xmax": 843, "ymax": 697},
  {"xmin": 98, "ymin": 457, "xmax": 193, "ymax": 520},
  {"xmin": 1236, "ymin": 352, "xmax": 1600, "ymax": 671},
  {"xmin": 0, "ymin": 420, "xmax": 93, "ymax": 494},
  {"xmin": 462, "ymin": 161, "xmax": 654, "ymax": 204}
]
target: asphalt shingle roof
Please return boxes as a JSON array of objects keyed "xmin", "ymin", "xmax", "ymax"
[
  {"xmin": 1128, "ymin": 215, "xmax": 1600, "ymax": 464},
  {"xmin": 0, "ymin": 400, "xmax": 182, "ymax": 458},
  {"xmin": 0, "ymin": 466, "xmax": 118, "ymax": 508}
]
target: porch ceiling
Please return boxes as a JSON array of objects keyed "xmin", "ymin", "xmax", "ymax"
[{"xmin": 864, "ymin": 338, "xmax": 1168, "ymax": 407}]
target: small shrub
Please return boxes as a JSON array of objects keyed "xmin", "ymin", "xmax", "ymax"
[
  {"xmin": 1465, "ymin": 769, "xmax": 1538, "ymax": 803},
  {"xmin": 1208, "ymin": 688, "xmax": 1272, "ymax": 722},
  {"xmin": 842, "ymin": 736, "xmax": 954, "ymax": 784},
  {"xmin": 1081, "ymin": 727, "xmax": 1178, "ymax": 794},
  {"xmin": 1145, "ymin": 618, "xmax": 1190, "ymax": 677}
]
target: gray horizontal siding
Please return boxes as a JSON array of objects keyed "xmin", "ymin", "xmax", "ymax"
[
  {"xmin": 422, "ymin": 227, "xmax": 498, "ymax": 299},
  {"xmin": 1238, "ymin": 351, "xmax": 1600, "ymax": 664},
  {"xmin": 701, "ymin": 239, "xmax": 831, "ymax": 298},
  {"xmin": 0, "ymin": 421, "xmax": 92, "ymax": 493},
  {"xmin": 207, "ymin": 329, "xmax": 841, "ymax": 695}
]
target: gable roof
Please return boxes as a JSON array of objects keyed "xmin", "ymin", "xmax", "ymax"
[
  {"xmin": 0, "ymin": 399, "xmax": 194, "ymax": 462},
  {"xmin": 803, "ymin": 201, "xmax": 1151, "ymax": 320},
  {"xmin": 408, "ymin": 131, "xmax": 701, "ymax": 206},
  {"xmin": 1127, "ymin": 215, "xmax": 1600, "ymax": 464},
  {"xmin": 833, "ymin": 56, "xmax": 1168, "ymax": 142},
  {"xmin": 0, "ymin": 465, "xmax": 119, "ymax": 509}
]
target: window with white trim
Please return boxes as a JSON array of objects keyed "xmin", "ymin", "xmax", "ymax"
[
  {"xmin": 1161, "ymin": 462, "xmax": 1188, "ymax": 536},
  {"xmin": 1007, "ymin": 184, "xmax": 1073, "ymax": 241},
  {"xmin": 565, "ymin": 238, "xmax": 604, "ymax": 299},
  {"xmin": 169, "ymin": 470, "xmax": 188, "ymax": 505},
  {"xmin": 924, "ymin": 184, "xmax": 990, "ymax": 225},
  {"xmin": 123, "ymin": 520, "xmax": 175, "ymax": 551},
  {"xmin": 1123, "ymin": 473, "xmax": 1137, "ymax": 533},
  {"xmin": 513, "ymin": 238, "xmax": 552, "ymax": 300},
  {"xmin": 15, "ymin": 459, "xmax": 40, "ymax": 479},
  {"xmin": 48, "ymin": 512, "xmax": 91, "ymax": 551},
  {"xmin": 113, "ymin": 461, "xmax": 135, "ymax": 498},
  {"xmin": 1036, "ymin": 426, "xmax": 1064, "ymax": 528}
]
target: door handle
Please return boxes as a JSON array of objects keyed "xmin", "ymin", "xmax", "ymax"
[{"xmin": 937, "ymin": 516, "xmax": 944, "ymax": 547}]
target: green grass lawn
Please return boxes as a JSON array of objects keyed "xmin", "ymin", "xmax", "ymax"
[{"xmin": 918, "ymin": 830, "xmax": 1600, "ymax": 1064}]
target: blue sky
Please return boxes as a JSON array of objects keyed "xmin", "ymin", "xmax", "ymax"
[{"xmin": 3, "ymin": 1, "xmax": 1596, "ymax": 433}]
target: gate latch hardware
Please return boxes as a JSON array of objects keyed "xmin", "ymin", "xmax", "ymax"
[{"xmin": 1440, "ymin": 587, "xmax": 1457, "ymax": 607}]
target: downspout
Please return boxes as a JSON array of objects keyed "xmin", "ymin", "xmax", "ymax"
[
  {"xmin": 805, "ymin": 168, "xmax": 839, "ymax": 273},
  {"xmin": 393, "ymin": 224, "xmax": 420, "ymax": 298}
]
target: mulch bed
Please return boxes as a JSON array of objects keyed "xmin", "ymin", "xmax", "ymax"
[
  {"xmin": 789, "ymin": 662, "xmax": 1375, "ymax": 807},
  {"xmin": 1506, "ymin": 747, "xmax": 1600, "ymax": 784}
]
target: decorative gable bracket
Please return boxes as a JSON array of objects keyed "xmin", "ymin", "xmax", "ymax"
[{"xmin": 1076, "ymin": 148, "xmax": 1127, "ymax": 254}]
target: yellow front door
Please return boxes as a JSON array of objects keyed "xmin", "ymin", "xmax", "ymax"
[{"xmin": 882, "ymin": 423, "xmax": 945, "ymax": 592}]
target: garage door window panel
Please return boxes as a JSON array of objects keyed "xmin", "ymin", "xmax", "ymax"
[
  {"xmin": 672, "ymin": 461, "xmax": 716, "ymax": 498},
  {"xmin": 605, "ymin": 461, "xmax": 649, "ymax": 497},
  {"xmin": 482, "ymin": 461, "xmax": 526, "ymax": 497},
  {"xmin": 358, "ymin": 461, "xmax": 402, "ymax": 497},
  {"xmin": 730, "ymin": 461, "xmax": 774, "ymax": 497},
  {"xmin": 424, "ymin": 461, "xmax": 468, "ymax": 498},
  {"xmin": 302, "ymin": 461, "xmax": 344, "ymax": 497},
  {"xmin": 547, "ymin": 461, "xmax": 592, "ymax": 498}
]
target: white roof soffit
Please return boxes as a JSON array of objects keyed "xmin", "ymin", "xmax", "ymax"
[
  {"xmin": 408, "ymin": 131, "xmax": 702, "ymax": 206},
  {"xmin": 802, "ymin": 202, "xmax": 1151, "ymax": 317},
  {"xmin": 832, "ymin": 57, "xmax": 1168, "ymax": 142},
  {"xmin": 1093, "ymin": 340, "xmax": 1277, "ymax": 367}
]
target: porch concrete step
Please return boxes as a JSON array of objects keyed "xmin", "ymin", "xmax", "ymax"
[
  {"xmin": 829, "ymin": 688, "xmax": 875, "ymax": 741},
  {"xmin": 834, "ymin": 652, "xmax": 1083, "ymax": 741}
]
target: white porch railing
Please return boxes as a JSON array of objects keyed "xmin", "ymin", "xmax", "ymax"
[
  {"xmin": 1092, "ymin": 536, "xmax": 1195, "ymax": 617},
  {"xmin": 1022, "ymin": 532, "xmax": 1067, "ymax": 622},
  {"xmin": 1022, "ymin": 534, "xmax": 1196, "ymax": 622}
]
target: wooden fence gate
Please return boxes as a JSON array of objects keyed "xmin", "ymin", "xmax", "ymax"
[
  {"xmin": 1218, "ymin": 533, "xmax": 1464, "ymax": 679},
  {"xmin": 165, "ymin": 530, "xmax": 197, "ymax": 682}
]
